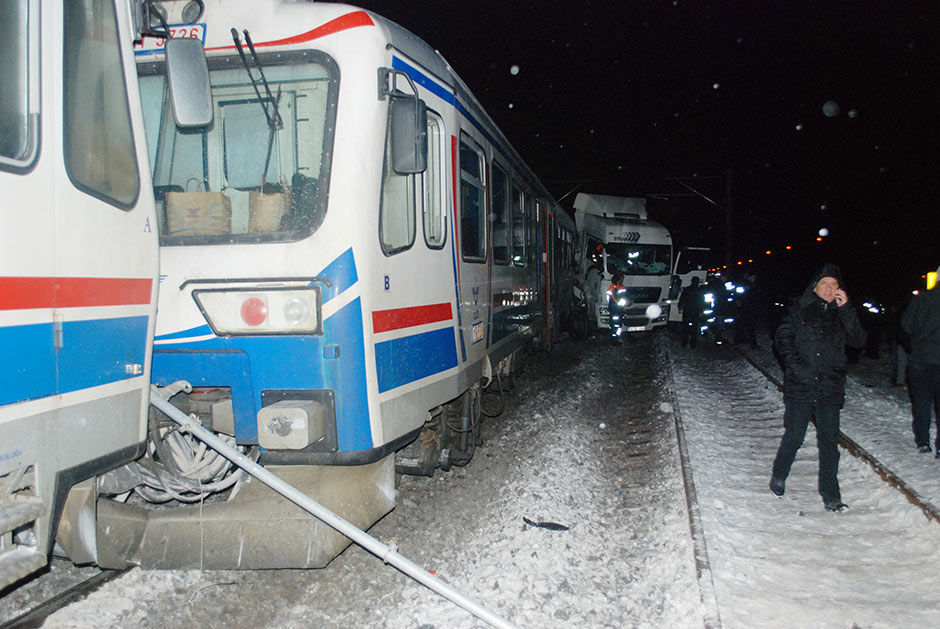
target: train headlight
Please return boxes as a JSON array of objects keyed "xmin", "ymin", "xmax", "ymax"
[
  {"xmin": 283, "ymin": 297, "xmax": 312, "ymax": 325},
  {"xmin": 194, "ymin": 286, "xmax": 322, "ymax": 336}
]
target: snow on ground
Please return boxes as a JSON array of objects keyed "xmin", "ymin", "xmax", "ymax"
[
  {"xmin": 38, "ymin": 334, "xmax": 702, "ymax": 629},
  {"xmin": 672, "ymin": 332, "xmax": 940, "ymax": 629},
  {"xmin": 14, "ymin": 328, "xmax": 940, "ymax": 628}
]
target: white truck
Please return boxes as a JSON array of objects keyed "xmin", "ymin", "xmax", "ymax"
[{"xmin": 574, "ymin": 193, "xmax": 673, "ymax": 333}]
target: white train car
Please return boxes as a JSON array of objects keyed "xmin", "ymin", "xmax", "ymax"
[
  {"xmin": 0, "ymin": 0, "xmax": 162, "ymax": 588},
  {"xmin": 94, "ymin": 1, "xmax": 576, "ymax": 570}
]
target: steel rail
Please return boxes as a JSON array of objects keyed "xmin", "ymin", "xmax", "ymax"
[
  {"xmin": 735, "ymin": 348, "xmax": 940, "ymax": 527},
  {"xmin": 0, "ymin": 567, "xmax": 132, "ymax": 629}
]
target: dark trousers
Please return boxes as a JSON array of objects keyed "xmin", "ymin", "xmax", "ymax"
[
  {"xmin": 771, "ymin": 400, "xmax": 842, "ymax": 501},
  {"xmin": 682, "ymin": 316, "xmax": 700, "ymax": 348},
  {"xmin": 909, "ymin": 360, "xmax": 940, "ymax": 448}
]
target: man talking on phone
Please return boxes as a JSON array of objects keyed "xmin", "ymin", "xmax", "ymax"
[{"xmin": 769, "ymin": 263, "xmax": 866, "ymax": 512}]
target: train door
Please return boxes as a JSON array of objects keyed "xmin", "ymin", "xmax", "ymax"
[
  {"xmin": 540, "ymin": 201, "xmax": 554, "ymax": 350},
  {"xmin": 456, "ymin": 134, "xmax": 489, "ymax": 374}
]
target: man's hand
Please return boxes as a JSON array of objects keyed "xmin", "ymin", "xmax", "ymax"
[{"xmin": 834, "ymin": 289, "xmax": 848, "ymax": 307}]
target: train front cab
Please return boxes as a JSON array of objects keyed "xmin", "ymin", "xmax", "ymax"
[{"xmin": 91, "ymin": 2, "xmax": 569, "ymax": 570}]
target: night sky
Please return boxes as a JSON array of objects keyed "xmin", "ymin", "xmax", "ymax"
[{"xmin": 355, "ymin": 1, "xmax": 938, "ymax": 304}]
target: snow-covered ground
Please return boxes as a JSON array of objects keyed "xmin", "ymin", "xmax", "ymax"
[
  {"xmin": 6, "ymin": 328, "xmax": 939, "ymax": 628},
  {"xmin": 673, "ymin": 336, "xmax": 940, "ymax": 629}
]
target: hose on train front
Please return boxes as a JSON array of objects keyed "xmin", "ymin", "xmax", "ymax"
[{"xmin": 131, "ymin": 417, "xmax": 258, "ymax": 503}]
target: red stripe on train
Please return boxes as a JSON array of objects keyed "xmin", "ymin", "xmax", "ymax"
[
  {"xmin": 372, "ymin": 303, "xmax": 453, "ymax": 334},
  {"xmin": 208, "ymin": 11, "xmax": 374, "ymax": 51},
  {"xmin": 0, "ymin": 277, "xmax": 153, "ymax": 311}
]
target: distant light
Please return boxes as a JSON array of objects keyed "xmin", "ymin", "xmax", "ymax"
[
  {"xmin": 818, "ymin": 227, "xmax": 829, "ymax": 237},
  {"xmin": 816, "ymin": 237, "xmax": 823, "ymax": 242},
  {"xmin": 928, "ymin": 271, "xmax": 938, "ymax": 291},
  {"xmin": 736, "ymin": 261, "xmax": 743, "ymax": 265},
  {"xmin": 795, "ymin": 124, "xmax": 803, "ymax": 131},
  {"xmin": 820, "ymin": 204, "xmax": 827, "ymax": 210},
  {"xmin": 510, "ymin": 64, "xmax": 520, "ymax": 75},
  {"xmin": 785, "ymin": 245, "xmax": 792, "ymax": 250},
  {"xmin": 765, "ymin": 250, "xmax": 772, "ymax": 255},
  {"xmin": 748, "ymin": 259, "xmax": 753, "ymax": 263},
  {"xmin": 822, "ymin": 100, "xmax": 840, "ymax": 117},
  {"xmin": 508, "ymin": 103, "xmax": 514, "ymax": 109},
  {"xmin": 848, "ymin": 108, "xmax": 859, "ymax": 118},
  {"xmin": 713, "ymin": 82, "xmax": 720, "ymax": 89}
]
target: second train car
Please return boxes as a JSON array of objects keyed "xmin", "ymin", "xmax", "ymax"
[{"xmin": 93, "ymin": 1, "xmax": 578, "ymax": 569}]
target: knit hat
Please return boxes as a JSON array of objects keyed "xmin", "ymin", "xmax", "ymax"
[{"xmin": 808, "ymin": 262, "xmax": 845, "ymax": 292}]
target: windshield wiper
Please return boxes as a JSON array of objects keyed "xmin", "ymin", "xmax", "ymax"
[{"xmin": 231, "ymin": 28, "xmax": 283, "ymax": 186}]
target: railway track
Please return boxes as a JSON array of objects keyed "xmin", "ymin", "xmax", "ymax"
[
  {"xmin": 669, "ymin": 336, "xmax": 940, "ymax": 628},
  {"xmin": 735, "ymin": 347, "xmax": 940, "ymax": 527},
  {"xmin": 0, "ymin": 564, "xmax": 131, "ymax": 629}
]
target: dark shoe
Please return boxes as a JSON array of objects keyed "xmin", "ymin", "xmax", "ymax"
[
  {"xmin": 919, "ymin": 444, "xmax": 932, "ymax": 453},
  {"xmin": 769, "ymin": 477, "xmax": 785, "ymax": 497},
  {"xmin": 824, "ymin": 499, "xmax": 849, "ymax": 512}
]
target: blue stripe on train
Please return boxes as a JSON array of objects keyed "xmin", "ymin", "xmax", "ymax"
[
  {"xmin": 0, "ymin": 316, "xmax": 150, "ymax": 406},
  {"xmin": 151, "ymin": 248, "xmax": 371, "ymax": 451},
  {"xmin": 374, "ymin": 327, "xmax": 458, "ymax": 393}
]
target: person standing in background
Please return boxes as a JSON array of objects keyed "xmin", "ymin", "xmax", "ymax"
[{"xmin": 901, "ymin": 265, "xmax": 940, "ymax": 455}]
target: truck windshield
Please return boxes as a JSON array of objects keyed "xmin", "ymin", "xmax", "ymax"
[
  {"xmin": 137, "ymin": 50, "xmax": 337, "ymax": 244},
  {"xmin": 606, "ymin": 243, "xmax": 671, "ymax": 276}
]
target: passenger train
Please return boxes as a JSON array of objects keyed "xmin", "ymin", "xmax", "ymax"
[
  {"xmin": 0, "ymin": 0, "xmax": 208, "ymax": 587},
  {"xmin": 84, "ymin": 0, "xmax": 579, "ymax": 570}
]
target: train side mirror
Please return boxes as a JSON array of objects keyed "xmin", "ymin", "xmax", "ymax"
[
  {"xmin": 390, "ymin": 94, "xmax": 427, "ymax": 174},
  {"xmin": 165, "ymin": 37, "xmax": 213, "ymax": 128}
]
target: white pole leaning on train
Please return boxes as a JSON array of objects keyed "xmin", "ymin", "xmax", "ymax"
[{"xmin": 150, "ymin": 384, "xmax": 518, "ymax": 629}]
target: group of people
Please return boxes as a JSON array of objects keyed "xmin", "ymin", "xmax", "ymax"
[
  {"xmin": 676, "ymin": 271, "xmax": 760, "ymax": 349},
  {"xmin": 675, "ymin": 263, "xmax": 940, "ymax": 513}
]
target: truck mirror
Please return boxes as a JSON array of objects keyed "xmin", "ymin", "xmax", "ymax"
[{"xmin": 165, "ymin": 37, "xmax": 213, "ymax": 128}]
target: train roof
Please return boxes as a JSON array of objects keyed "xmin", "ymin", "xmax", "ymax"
[{"xmin": 362, "ymin": 6, "xmax": 558, "ymax": 207}]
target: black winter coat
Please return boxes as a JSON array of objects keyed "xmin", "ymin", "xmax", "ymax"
[{"xmin": 775, "ymin": 266, "xmax": 866, "ymax": 406}]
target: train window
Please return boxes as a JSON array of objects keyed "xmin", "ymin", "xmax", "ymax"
[
  {"xmin": 511, "ymin": 183, "xmax": 525, "ymax": 266},
  {"xmin": 459, "ymin": 137, "xmax": 486, "ymax": 262},
  {"xmin": 491, "ymin": 164, "xmax": 510, "ymax": 264},
  {"xmin": 423, "ymin": 114, "xmax": 445, "ymax": 248},
  {"xmin": 63, "ymin": 0, "xmax": 139, "ymax": 208},
  {"xmin": 381, "ymin": 118, "xmax": 417, "ymax": 255},
  {"xmin": 0, "ymin": 0, "xmax": 36, "ymax": 168},
  {"xmin": 138, "ymin": 50, "xmax": 338, "ymax": 243}
]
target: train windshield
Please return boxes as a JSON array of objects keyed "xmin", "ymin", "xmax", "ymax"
[
  {"xmin": 606, "ymin": 243, "xmax": 671, "ymax": 276},
  {"xmin": 138, "ymin": 50, "xmax": 338, "ymax": 244}
]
